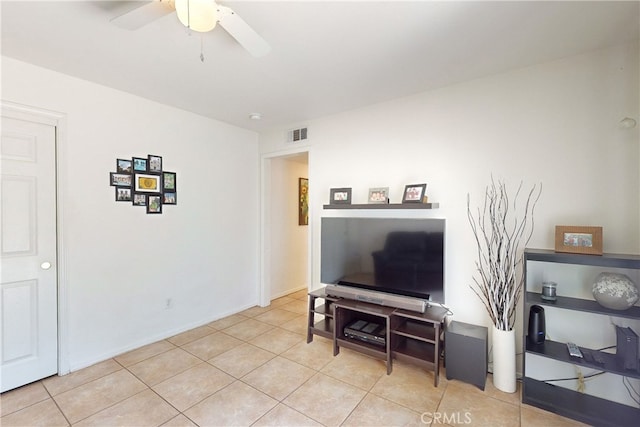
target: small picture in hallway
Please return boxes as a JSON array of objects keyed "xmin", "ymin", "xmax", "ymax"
[
  {"xmin": 299, "ymin": 178, "xmax": 308, "ymax": 225},
  {"xmin": 402, "ymin": 183, "xmax": 426, "ymax": 203},
  {"xmin": 330, "ymin": 187, "xmax": 352, "ymax": 205}
]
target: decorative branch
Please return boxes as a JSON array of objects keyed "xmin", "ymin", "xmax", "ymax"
[{"xmin": 467, "ymin": 177, "xmax": 542, "ymax": 331}]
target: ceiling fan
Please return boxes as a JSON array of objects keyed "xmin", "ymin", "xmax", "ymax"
[{"xmin": 111, "ymin": 0, "xmax": 270, "ymax": 57}]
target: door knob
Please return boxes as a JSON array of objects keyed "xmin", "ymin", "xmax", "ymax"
[{"xmin": 40, "ymin": 262, "xmax": 52, "ymax": 270}]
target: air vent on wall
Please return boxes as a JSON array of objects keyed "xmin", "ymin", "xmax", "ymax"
[{"xmin": 286, "ymin": 127, "xmax": 308, "ymax": 143}]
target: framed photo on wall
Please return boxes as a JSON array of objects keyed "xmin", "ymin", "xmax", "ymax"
[
  {"xmin": 135, "ymin": 173, "xmax": 161, "ymax": 193},
  {"xmin": 299, "ymin": 178, "xmax": 309, "ymax": 225},
  {"xmin": 330, "ymin": 188, "xmax": 352, "ymax": 205},
  {"xmin": 148, "ymin": 155, "xmax": 162, "ymax": 172},
  {"xmin": 117, "ymin": 159, "xmax": 132, "ymax": 174},
  {"xmin": 147, "ymin": 195, "xmax": 162, "ymax": 214},
  {"xmin": 110, "ymin": 172, "xmax": 132, "ymax": 187},
  {"xmin": 133, "ymin": 157, "xmax": 148, "ymax": 172}
]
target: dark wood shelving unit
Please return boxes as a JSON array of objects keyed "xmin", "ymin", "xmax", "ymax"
[
  {"xmin": 308, "ymin": 289, "xmax": 447, "ymax": 386},
  {"xmin": 523, "ymin": 249, "xmax": 640, "ymax": 426},
  {"xmin": 323, "ymin": 203, "xmax": 439, "ymax": 210}
]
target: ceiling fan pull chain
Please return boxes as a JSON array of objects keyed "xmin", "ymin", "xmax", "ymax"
[{"xmin": 200, "ymin": 35, "xmax": 205, "ymax": 62}]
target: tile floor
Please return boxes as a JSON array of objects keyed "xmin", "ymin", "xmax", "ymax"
[{"xmin": 1, "ymin": 289, "xmax": 585, "ymax": 426}]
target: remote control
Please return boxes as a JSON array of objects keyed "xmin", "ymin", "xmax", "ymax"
[{"xmin": 567, "ymin": 342, "xmax": 583, "ymax": 358}]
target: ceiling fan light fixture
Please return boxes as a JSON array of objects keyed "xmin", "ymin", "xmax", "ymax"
[{"xmin": 175, "ymin": 0, "xmax": 218, "ymax": 33}]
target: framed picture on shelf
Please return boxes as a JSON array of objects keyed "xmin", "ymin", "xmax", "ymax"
[
  {"xmin": 330, "ymin": 188, "xmax": 352, "ymax": 205},
  {"xmin": 163, "ymin": 172, "xmax": 176, "ymax": 190},
  {"xmin": 110, "ymin": 172, "xmax": 132, "ymax": 187},
  {"xmin": 554, "ymin": 225, "xmax": 603, "ymax": 255},
  {"xmin": 147, "ymin": 195, "xmax": 162, "ymax": 214},
  {"xmin": 132, "ymin": 193, "xmax": 147, "ymax": 206},
  {"xmin": 134, "ymin": 173, "xmax": 161, "ymax": 193},
  {"xmin": 163, "ymin": 192, "xmax": 177, "ymax": 205},
  {"xmin": 402, "ymin": 183, "xmax": 427, "ymax": 203},
  {"xmin": 133, "ymin": 157, "xmax": 148, "ymax": 172},
  {"xmin": 148, "ymin": 155, "xmax": 162, "ymax": 172},
  {"xmin": 368, "ymin": 187, "xmax": 389, "ymax": 204},
  {"xmin": 116, "ymin": 159, "xmax": 132, "ymax": 173},
  {"xmin": 115, "ymin": 187, "xmax": 132, "ymax": 202}
]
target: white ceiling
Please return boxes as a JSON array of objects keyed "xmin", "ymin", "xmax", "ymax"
[{"xmin": 2, "ymin": 1, "xmax": 639, "ymax": 132}]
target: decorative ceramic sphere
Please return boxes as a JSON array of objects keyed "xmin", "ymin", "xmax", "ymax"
[{"xmin": 592, "ymin": 272, "xmax": 639, "ymax": 310}]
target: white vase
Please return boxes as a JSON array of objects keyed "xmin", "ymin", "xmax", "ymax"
[{"xmin": 492, "ymin": 326, "xmax": 516, "ymax": 393}]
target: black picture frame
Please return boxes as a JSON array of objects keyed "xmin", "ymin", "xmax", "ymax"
[
  {"xmin": 163, "ymin": 171, "xmax": 176, "ymax": 190},
  {"xmin": 115, "ymin": 187, "xmax": 132, "ymax": 201},
  {"xmin": 132, "ymin": 193, "xmax": 147, "ymax": 206},
  {"xmin": 133, "ymin": 157, "xmax": 148, "ymax": 172},
  {"xmin": 330, "ymin": 187, "xmax": 352, "ymax": 204},
  {"xmin": 110, "ymin": 172, "xmax": 132, "ymax": 187},
  {"xmin": 163, "ymin": 192, "xmax": 177, "ymax": 205},
  {"xmin": 117, "ymin": 159, "xmax": 132, "ymax": 174},
  {"xmin": 147, "ymin": 195, "xmax": 162, "ymax": 214},
  {"xmin": 134, "ymin": 173, "xmax": 161, "ymax": 193},
  {"xmin": 148, "ymin": 155, "xmax": 162, "ymax": 172},
  {"xmin": 402, "ymin": 183, "xmax": 427, "ymax": 203}
]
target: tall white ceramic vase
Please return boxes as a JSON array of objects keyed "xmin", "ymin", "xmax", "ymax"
[{"xmin": 492, "ymin": 326, "xmax": 516, "ymax": 393}]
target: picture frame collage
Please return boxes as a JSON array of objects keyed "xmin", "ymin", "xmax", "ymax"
[{"xmin": 110, "ymin": 154, "xmax": 177, "ymax": 214}]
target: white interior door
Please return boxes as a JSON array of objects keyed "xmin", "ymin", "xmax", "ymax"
[{"xmin": 1, "ymin": 116, "xmax": 58, "ymax": 392}]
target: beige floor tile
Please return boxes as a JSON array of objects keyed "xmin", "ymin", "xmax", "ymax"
[
  {"xmin": 240, "ymin": 305, "xmax": 274, "ymax": 317},
  {"xmin": 127, "ymin": 347, "xmax": 201, "ymax": 386},
  {"xmin": 208, "ymin": 343, "xmax": 276, "ymax": 378},
  {"xmin": 437, "ymin": 380, "xmax": 519, "ymax": 426},
  {"xmin": 321, "ymin": 349, "xmax": 387, "ymax": 390},
  {"xmin": 74, "ymin": 389, "xmax": 178, "ymax": 427},
  {"xmin": 520, "ymin": 403, "xmax": 588, "ymax": 427},
  {"xmin": 483, "ymin": 373, "xmax": 521, "ymax": 406},
  {"xmin": 180, "ymin": 331, "xmax": 243, "ymax": 360},
  {"xmin": 52, "ymin": 369, "xmax": 146, "ymax": 424},
  {"xmin": 254, "ymin": 308, "xmax": 302, "ymax": 326},
  {"xmin": 281, "ymin": 338, "xmax": 335, "ymax": 370},
  {"xmin": 253, "ymin": 403, "xmax": 323, "ymax": 427},
  {"xmin": 222, "ymin": 318, "xmax": 274, "ymax": 341},
  {"xmin": 166, "ymin": 325, "xmax": 216, "ymax": 346},
  {"xmin": 271, "ymin": 296, "xmax": 297, "ymax": 307},
  {"xmin": 284, "ymin": 373, "xmax": 367, "ymax": 426},
  {"xmin": 184, "ymin": 381, "xmax": 277, "ymax": 426},
  {"xmin": 370, "ymin": 361, "xmax": 443, "ymax": 413},
  {"xmin": 343, "ymin": 393, "xmax": 424, "ymax": 426},
  {"xmin": 279, "ymin": 298, "xmax": 309, "ymax": 314},
  {"xmin": 152, "ymin": 362, "xmax": 234, "ymax": 412},
  {"xmin": 114, "ymin": 340, "xmax": 175, "ymax": 367},
  {"xmin": 242, "ymin": 356, "xmax": 315, "ymax": 400},
  {"xmin": 0, "ymin": 398, "xmax": 69, "ymax": 427},
  {"xmin": 288, "ymin": 289, "xmax": 309, "ymax": 300},
  {"xmin": 161, "ymin": 413, "xmax": 198, "ymax": 426},
  {"xmin": 42, "ymin": 359, "xmax": 122, "ymax": 396},
  {"xmin": 0, "ymin": 381, "xmax": 50, "ymax": 416},
  {"xmin": 279, "ymin": 315, "xmax": 308, "ymax": 335},
  {"xmin": 207, "ymin": 313, "xmax": 249, "ymax": 330},
  {"xmin": 249, "ymin": 327, "xmax": 305, "ymax": 354}
]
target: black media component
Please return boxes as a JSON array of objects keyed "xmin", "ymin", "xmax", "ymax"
[
  {"xmin": 528, "ymin": 305, "xmax": 545, "ymax": 345},
  {"xmin": 343, "ymin": 319, "xmax": 386, "ymax": 346},
  {"xmin": 615, "ymin": 325, "xmax": 639, "ymax": 372}
]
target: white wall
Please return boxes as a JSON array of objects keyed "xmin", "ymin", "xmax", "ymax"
[
  {"xmin": 2, "ymin": 57, "xmax": 260, "ymax": 371},
  {"xmin": 260, "ymin": 42, "xmax": 640, "ymax": 341},
  {"xmin": 269, "ymin": 155, "xmax": 309, "ymax": 298}
]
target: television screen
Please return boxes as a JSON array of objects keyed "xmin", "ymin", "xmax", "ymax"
[{"xmin": 321, "ymin": 217, "xmax": 445, "ymax": 303}]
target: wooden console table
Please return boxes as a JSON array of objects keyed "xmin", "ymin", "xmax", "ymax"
[{"xmin": 308, "ymin": 288, "xmax": 448, "ymax": 386}]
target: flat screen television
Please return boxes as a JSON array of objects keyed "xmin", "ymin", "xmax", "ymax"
[{"xmin": 321, "ymin": 217, "xmax": 445, "ymax": 303}]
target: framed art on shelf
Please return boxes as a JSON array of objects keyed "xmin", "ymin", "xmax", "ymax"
[
  {"xmin": 402, "ymin": 183, "xmax": 427, "ymax": 203},
  {"xmin": 135, "ymin": 173, "xmax": 161, "ymax": 193},
  {"xmin": 368, "ymin": 187, "xmax": 389, "ymax": 204},
  {"xmin": 554, "ymin": 225, "xmax": 603, "ymax": 255},
  {"xmin": 330, "ymin": 188, "xmax": 352, "ymax": 205}
]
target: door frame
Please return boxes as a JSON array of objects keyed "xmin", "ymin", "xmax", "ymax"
[
  {"xmin": 2, "ymin": 100, "xmax": 70, "ymax": 376},
  {"xmin": 259, "ymin": 147, "xmax": 311, "ymax": 307}
]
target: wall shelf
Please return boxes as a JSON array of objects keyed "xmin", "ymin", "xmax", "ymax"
[{"xmin": 323, "ymin": 203, "xmax": 439, "ymax": 210}]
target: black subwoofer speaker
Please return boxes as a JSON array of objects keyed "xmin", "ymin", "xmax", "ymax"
[{"xmin": 528, "ymin": 305, "xmax": 545, "ymax": 345}]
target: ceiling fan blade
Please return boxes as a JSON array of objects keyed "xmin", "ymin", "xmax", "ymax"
[
  {"xmin": 110, "ymin": 1, "xmax": 175, "ymax": 30},
  {"xmin": 217, "ymin": 5, "xmax": 271, "ymax": 57}
]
